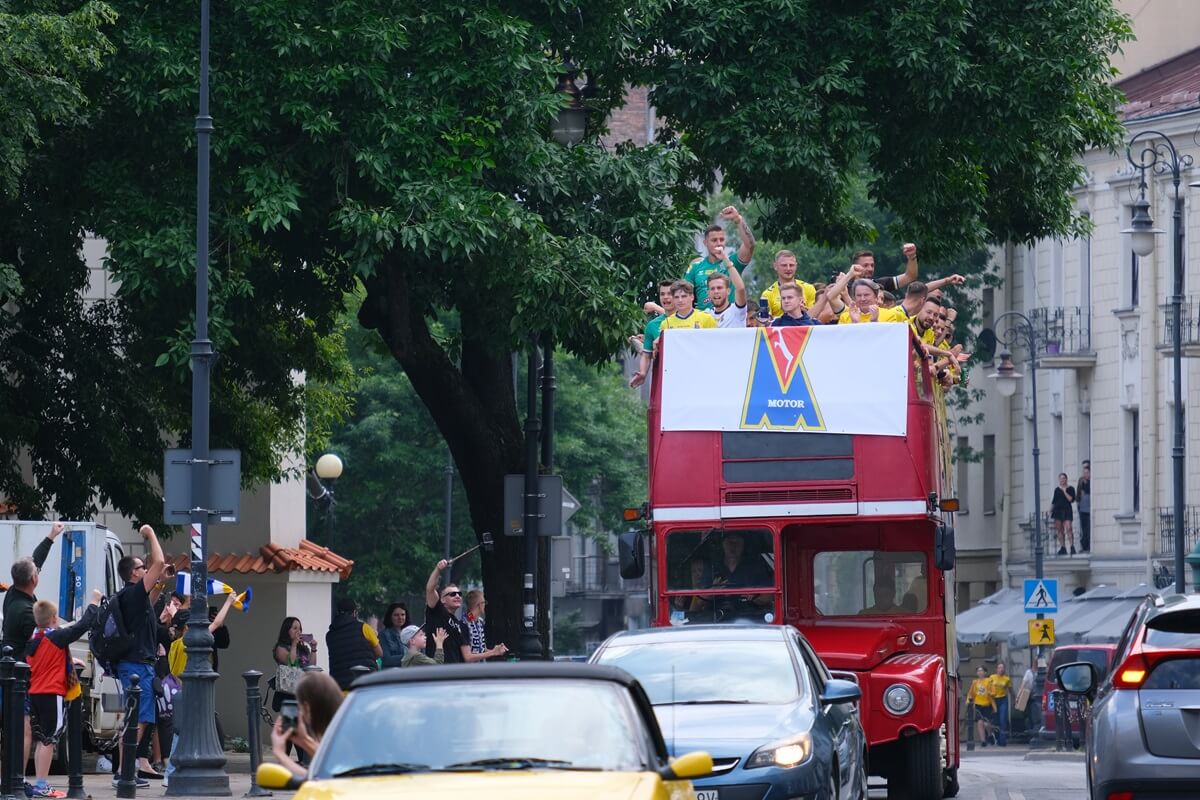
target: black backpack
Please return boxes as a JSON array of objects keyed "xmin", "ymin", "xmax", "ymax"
[{"xmin": 89, "ymin": 592, "xmax": 133, "ymax": 669}]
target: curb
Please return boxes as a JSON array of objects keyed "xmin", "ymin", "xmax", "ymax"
[{"xmin": 1024, "ymin": 750, "xmax": 1086, "ymax": 762}]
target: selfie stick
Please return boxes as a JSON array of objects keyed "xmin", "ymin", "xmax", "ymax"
[{"xmin": 448, "ymin": 531, "xmax": 494, "ymax": 565}]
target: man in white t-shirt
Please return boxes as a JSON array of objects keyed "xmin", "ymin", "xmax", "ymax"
[{"xmin": 706, "ymin": 262, "xmax": 747, "ymax": 328}]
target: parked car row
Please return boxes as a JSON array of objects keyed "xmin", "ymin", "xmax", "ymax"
[{"xmin": 255, "ymin": 625, "xmax": 867, "ymax": 800}]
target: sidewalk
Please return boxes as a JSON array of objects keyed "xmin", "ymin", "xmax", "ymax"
[{"xmin": 38, "ymin": 753, "xmax": 295, "ymax": 800}]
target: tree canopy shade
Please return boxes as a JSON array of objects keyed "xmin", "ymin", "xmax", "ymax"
[{"xmin": 0, "ymin": 0, "xmax": 1131, "ymax": 639}]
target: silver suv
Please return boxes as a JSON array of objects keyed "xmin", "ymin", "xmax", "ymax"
[{"xmin": 1057, "ymin": 593, "xmax": 1200, "ymax": 799}]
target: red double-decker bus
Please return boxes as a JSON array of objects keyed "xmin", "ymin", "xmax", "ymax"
[{"xmin": 620, "ymin": 323, "xmax": 960, "ymax": 799}]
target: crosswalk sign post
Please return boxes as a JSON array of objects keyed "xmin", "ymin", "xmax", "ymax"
[
  {"xmin": 1028, "ymin": 618, "xmax": 1056, "ymax": 646},
  {"xmin": 1023, "ymin": 578, "xmax": 1058, "ymax": 613}
]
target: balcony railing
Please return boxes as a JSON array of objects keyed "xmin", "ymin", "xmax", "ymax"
[
  {"xmin": 1156, "ymin": 505, "xmax": 1200, "ymax": 556},
  {"xmin": 1030, "ymin": 306, "xmax": 1091, "ymax": 357},
  {"xmin": 1159, "ymin": 297, "xmax": 1200, "ymax": 351},
  {"xmin": 566, "ymin": 555, "xmax": 645, "ymax": 595},
  {"xmin": 1020, "ymin": 511, "xmax": 1086, "ymax": 559}
]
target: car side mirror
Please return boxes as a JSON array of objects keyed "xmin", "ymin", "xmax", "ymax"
[
  {"xmin": 659, "ymin": 750, "xmax": 713, "ymax": 781},
  {"xmin": 820, "ymin": 678, "xmax": 862, "ymax": 706},
  {"xmin": 256, "ymin": 763, "xmax": 304, "ymax": 791},
  {"xmin": 934, "ymin": 524, "xmax": 956, "ymax": 571},
  {"xmin": 618, "ymin": 531, "xmax": 645, "ymax": 579},
  {"xmin": 1056, "ymin": 661, "xmax": 1097, "ymax": 697}
]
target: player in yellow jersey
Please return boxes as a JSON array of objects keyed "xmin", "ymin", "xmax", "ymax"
[
  {"xmin": 660, "ymin": 280, "xmax": 718, "ymax": 333},
  {"xmin": 760, "ymin": 250, "xmax": 817, "ymax": 317}
]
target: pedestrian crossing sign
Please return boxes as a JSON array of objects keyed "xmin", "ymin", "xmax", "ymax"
[
  {"xmin": 1029, "ymin": 618, "xmax": 1056, "ymax": 646},
  {"xmin": 1023, "ymin": 578, "xmax": 1058, "ymax": 613}
]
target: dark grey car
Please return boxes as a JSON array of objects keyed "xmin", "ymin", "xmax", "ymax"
[
  {"xmin": 590, "ymin": 625, "xmax": 867, "ymax": 800},
  {"xmin": 1057, "ymin": 593, "xmax": 1200, "ymax": 800}
]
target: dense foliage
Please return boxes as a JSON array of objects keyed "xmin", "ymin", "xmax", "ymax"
[{"xmin": 0, "ymin": 0, "xmax": 1131, "ymax": 636}]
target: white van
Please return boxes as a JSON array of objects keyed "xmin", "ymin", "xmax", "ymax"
[{"xmin": 0, "ymin": 521, "xmax": 127, "ymax": 754}]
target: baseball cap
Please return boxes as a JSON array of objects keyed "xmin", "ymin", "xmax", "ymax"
[{"xmin": 398, "ymin": 625, "xmax": 422, "ymax": 647}]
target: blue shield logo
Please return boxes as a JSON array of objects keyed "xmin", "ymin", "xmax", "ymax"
[{"xmin": 740, "ymin": 328, "xmax": 825, "ymax": 431}]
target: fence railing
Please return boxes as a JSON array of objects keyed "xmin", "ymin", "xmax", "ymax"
[
  {"xmin": 1030, "ymin": 306, "xmax": 1091, "ymax": 356},
  {"xmin": 1160, "ymin": 297, "xmax": 1200, "ymax": 349},
  {"xmin": 1156, "ymin": 505, "xmax": 1200, "ymax": 556}
]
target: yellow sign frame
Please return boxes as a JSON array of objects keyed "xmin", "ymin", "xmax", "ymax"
[{"xmin": 1028, "ymin": 618, "xmax": 1056, "ymax": 646}]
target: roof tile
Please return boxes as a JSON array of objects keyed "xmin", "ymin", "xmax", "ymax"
[{"xmin": 167, "ymin": 539, "xmax": 353, "ymax": 580}]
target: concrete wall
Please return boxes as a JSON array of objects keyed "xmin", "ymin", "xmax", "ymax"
[{"xmin": 1111, "ymin": 0, "xmax": 1200, "ymax": 79}]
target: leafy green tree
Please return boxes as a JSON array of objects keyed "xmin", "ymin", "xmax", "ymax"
[{"xmin": 2, "ymin": 0, "xmax": 1131, "ymax": 642}]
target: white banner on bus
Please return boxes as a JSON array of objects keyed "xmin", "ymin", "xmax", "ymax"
[{"xmin": 659, "ymin": 324, "xmax": 910, "ymax": 436}]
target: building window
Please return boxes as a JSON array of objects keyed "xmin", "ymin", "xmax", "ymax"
[
  {"xmin": 956, "ymin": 436, "xmax": 969, "ymax": 514},
  {"xmin": 1123, "ymin": 409, "xmax": 1141, "ymax": 514},
  {"xmin": 1131, "ymin": 251, "xmax": 1140, "ymax": 307},
  {"xmin": 983, "ymin": 435, "xmax": 996, "ymax": 515}
]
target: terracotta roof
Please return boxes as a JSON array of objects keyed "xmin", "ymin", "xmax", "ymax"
[
  {"xmin": 1117, "ymin": 46, "xmax": 1200, "ymax": 122},
  {"xmin": 167, "ymin": 539, "xmax": 353, "ymax": 581}
]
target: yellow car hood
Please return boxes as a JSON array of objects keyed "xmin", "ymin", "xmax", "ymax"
[{"xmin": 296, "ymin": 771, "xmax": 693, "ymax": 800}]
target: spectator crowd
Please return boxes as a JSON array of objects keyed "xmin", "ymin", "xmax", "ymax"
[{"xmin": 629, "ymin": 206, "xmax": 972, "ymax": 392}]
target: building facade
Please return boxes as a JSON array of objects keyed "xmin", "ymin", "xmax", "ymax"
[{"xmin": 955, "ymin": 44, "xmax": 1200, "ymax": 606}]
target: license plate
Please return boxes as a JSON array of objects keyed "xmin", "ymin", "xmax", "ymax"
[{"xmin": 696, "ymin": 792, "xmax": 720, "ymax": 800}]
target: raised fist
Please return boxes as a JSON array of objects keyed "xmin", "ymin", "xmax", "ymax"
[
  {"xmin": 718, "ymin": 206, "xmax": 740, "ymax": 221},
  {"xmin": 139, "ymin": 524, "xmax": 155, "ymax": 539},
  {"xmin": 902, "ymin": 243, "xmax": 917, "ymax": 259}
]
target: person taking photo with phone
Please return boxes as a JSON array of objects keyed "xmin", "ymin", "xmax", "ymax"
[{"xmin": 270, "ymin": 673, "xmax": 343, "ymax": 779}]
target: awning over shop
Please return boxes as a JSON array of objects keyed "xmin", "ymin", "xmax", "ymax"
[
  {"xmin": 1006, "ymin": 585, "xmax": 1122, "ymax": 648},
  {"xmin": 1075, "ymin": 584, "xmax": 1164, "ymax": 644},
  {"xmin": 956, "ymin": 588, "xmax": 1024, "ymax": 645}
]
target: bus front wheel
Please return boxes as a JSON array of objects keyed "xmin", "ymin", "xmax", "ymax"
[{"xmin": 889, "ymin": 732, "xmax": 943, "ymax": 800}]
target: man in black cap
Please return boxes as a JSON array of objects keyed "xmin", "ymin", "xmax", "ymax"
[{"xmin": 325, "ymin": 597, "xmax": 381, "ymax": 690}]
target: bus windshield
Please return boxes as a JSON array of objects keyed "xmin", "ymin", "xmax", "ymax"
[
  {"xmin": 813, "ymin": 550, "xmax": 928, "ymax": 616},
  {"xmin": 664, "ymin": 529, "xmax": 776, "ymax": 625}
]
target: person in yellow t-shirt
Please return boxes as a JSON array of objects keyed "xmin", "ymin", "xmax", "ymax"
[
  {"xmin": 837, "ymin": 279, "xmax": 907, "ymax": 324},
  {"xmin": 660, "ymin": 280, "xmax": 718, "ymax": 334},
  {"xmin": 968, "ymin": 665, "xmax": 997, "ymax": 745},
  {"xmin": 760, "ymin": 250, "xmax": 817, "ymax": 317},
  {"xmin": 988, "ymin": 663, "xmax": 1014, "ymax": 746}
]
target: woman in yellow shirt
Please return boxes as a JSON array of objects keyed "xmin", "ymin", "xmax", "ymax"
[
  {"xmin": 968, "ymin": 665, "xmax": 996, "ymax": 745},
  {"xmin": 988, "ymin": 663, "xmax": 1013, "ymax": 746}
]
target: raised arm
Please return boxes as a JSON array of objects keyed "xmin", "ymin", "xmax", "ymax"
[
  {"xmin": 140, "ymin": 524, "xmax": 166, "ymax": 592},
  {"xmin": 425, "ymin": 559, "xmax": 448, "ymax": 608},
  {"xmin": 208, "ymin": 591, "xmax": 237, "ymax": 633},
  {"xmin": 894, "ymin": 243, "xmax": 919, "ymax": 289},
  {"xmin": 725, "ymin": 254, "xmax": 747, "ymax": 307},
  {"xmin": 925, "ymin": 274, "xmax": 966, "ymax": 292},
  {"xmin": 720, "ymin": 206, "xmax": 755, "ymax": 265}
]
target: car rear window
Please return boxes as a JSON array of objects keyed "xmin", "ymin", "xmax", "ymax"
[
  {"xmin": 1050, "ymin": 648, "xmax": 1112, "ymax": 677},
  {"xmin": 1145, "ymin": 609, "xmax": 1200, "ymax": 648},
  {"xmin": 1144, "ymin": 658, "xmax": 1200, "ymax": 690}
]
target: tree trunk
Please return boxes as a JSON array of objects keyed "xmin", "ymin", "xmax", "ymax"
[{"xmin": 360, "ymin": 262, "xmax": 543, "ymax": 653}]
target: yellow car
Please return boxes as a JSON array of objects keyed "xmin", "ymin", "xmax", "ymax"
[{"xmin": 257, "ymin": 662, "xmax": 712, "ymax": 800}]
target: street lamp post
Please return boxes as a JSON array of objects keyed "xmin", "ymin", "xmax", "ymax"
[
  {"xmin": 519, "ymin": 345, "xmax": 543, "ymax": 660},
  {"xmin": 988, "ymin": 316, "xmax": 1046, "ymax": 587},
  {"xmin": 1121, "ymin": 130, "xmax": 1194, "ymax": 594},
  {"xmin": 314, "ymin": 453, "xmax": 343, "ymax": 551},
  {"xmin": 168, "ymin": 0, "xmax": 228, "ymax": 793}
]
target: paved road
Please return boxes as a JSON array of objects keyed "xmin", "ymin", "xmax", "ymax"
[{"xmin": 869, "ymin": 748, "xmax": 1087, "ymax": 799}]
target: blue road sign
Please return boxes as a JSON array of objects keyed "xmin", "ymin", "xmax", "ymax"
[{"xmin": 1024, "ymin": 578, "xmax": 1058, "ymax": 613}]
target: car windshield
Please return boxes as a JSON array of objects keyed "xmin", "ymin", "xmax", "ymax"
[
  {"xmin": 311, "ymin": 680, "xmax": 651, "ymax": 777},
  {"xmin": 595, "ymin": 640, "xmax": 803, "ymax": 705}
]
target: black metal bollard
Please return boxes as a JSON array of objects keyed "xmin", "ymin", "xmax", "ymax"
[
  {"xmin": 241, "ymin": 672, "xmax": 271, "ymax": 798},
  {"xmin": 65, "ymin": 666, "xmax": 85, "ymax": 800},
  {"xmin": 116, "ymin": 674, "xmax": 140, "ymax": 799},
  {"xmin": 11, "ymin": 662, "xmax": 30, "ymax": 795},
  {"xmin": 1, "ymin": 646, "xmax": 15, "ymax": 800},
  {"xmin": 1053, "ymin": 689, "xmax": 1067, "ymax": 752},
  {"xmin": 964, "ymin": 700, "xmax": 975, "ymax": 752},
  {"xmin": 348, "ymin": 665, "xmax": 371, "ymax": 685}
]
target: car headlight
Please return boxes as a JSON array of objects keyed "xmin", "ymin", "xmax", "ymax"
[
  {"xmin": 746, "ymin": 733, "xmax": 813, "ymax": 769},
  {"xmin": 883, "ymin": 683, "xmax": 914, "ymax": 715}
]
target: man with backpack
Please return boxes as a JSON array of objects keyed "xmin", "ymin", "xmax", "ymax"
[{"xmin": 109, "ymin": 524, "xmax": 168, "ymax": 786}]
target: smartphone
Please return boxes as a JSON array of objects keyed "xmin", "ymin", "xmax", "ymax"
[
  {"xmin": 757, "ymin": 298, "xmax": 770, "ymax": 321},
  {"xmin": 280, "ymin": 700, "xmax": 299, "ymax": 733},
  {"xmin": 299, "ymin": 633, "xmax": 315, "ymax": 645}
]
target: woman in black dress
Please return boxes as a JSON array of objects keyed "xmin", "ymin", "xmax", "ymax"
[{"xmin": 1051, "ymin": 472, "xmax": 1077, "ymax": 555}]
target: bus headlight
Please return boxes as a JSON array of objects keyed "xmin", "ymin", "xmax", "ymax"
[
  {"xmin": 747, "ymin": 733, "xmax": 813, "ymax": 769},
  {"xmin": 883, "ymin": 683, "xmax": 914, "ymax": 715}
]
